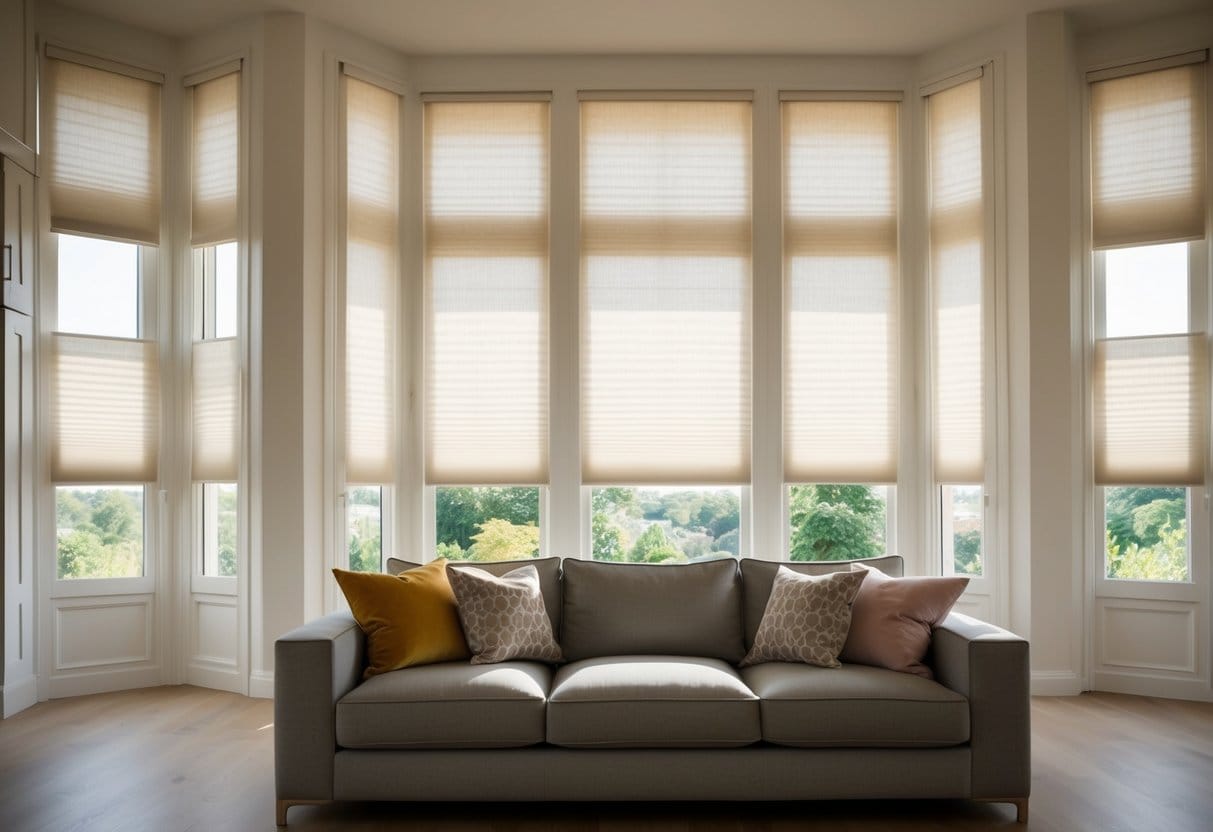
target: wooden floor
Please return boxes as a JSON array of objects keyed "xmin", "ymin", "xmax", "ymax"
[{"xmin": 1, "ymin": 687, "xmax": 1211, "ymax": 831}]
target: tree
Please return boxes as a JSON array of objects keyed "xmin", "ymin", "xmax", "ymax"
[
  {"xmin": 629, "ymin": 524, "xmax": 685, "ymax": 563},
  {"xmin": 592, "ymin": 512, "xmax": 627, "ymax": 561},
  {"xmin": 715, "ymin": 528, "xmax": 740, "ymax": 557},
  {"xmin": 348, "ymin": 514, "xmax": 381, "ymax": 572},
  {"xmin": 436, "ymin": 487, "xmax": 539, "ymax": 551},
  {"xmin": 953, "ymin": 529, "xmax": 982, "ymax": 574},
  {"xmin": 1131, "ymin": 499, "xmax": 1185, "ymax": 549},
  {"xmin": 466, "ymin": 518, "xmax": 539, "ymax": 561},
  {"xmin": 788, "ymin": 484, "xmax": 885, "ymax": 561},
  {"xmin": 1105, "ymin": 486, "xmax": 1184, "ymax": 550},
  {"xmin": 1107, "ymin": 522, "xmax": 1187, "ymax": 582}
]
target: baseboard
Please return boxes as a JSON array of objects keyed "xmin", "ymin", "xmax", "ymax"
[
  {"xmin": 249, "ymin": 670, "xmax": 274, "ymax": 699},
  {"xmin": 47, "ymin": 665, "xmax": 163, "ymax": 700},
  {"xmin": 186, "ymin": 662, "xmax": 245, "ymax": 695},
  {"xmin": 2, "ymin": 675, "xmax": 38, "ymax": 718},
  {"xmin": 1031, "ymin": 670, "xmax": 1084, "ymax": 696},
  {"xmin": 1091, "ymin": 670, "xmax": 1213, "ymax": 702}
]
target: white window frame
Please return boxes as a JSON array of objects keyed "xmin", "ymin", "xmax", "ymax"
[{"xmin": 426, "ymin": 484, "xmax": 549, "ymax": 563}]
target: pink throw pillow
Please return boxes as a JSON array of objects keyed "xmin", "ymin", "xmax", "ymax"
[{"xmin": 840, "ymin": 563, "xmax": 968, "ymax": 679}]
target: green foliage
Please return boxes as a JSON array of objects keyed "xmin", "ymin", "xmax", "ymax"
[
  {"xmin": 1130, "ymin": 499, "xmax": 1185, "ymax": 548},
  {"xmin": 953, "ymin": 529, "xmax": 982, "ymax": 575},
  {"xmin": 434, "ymin": 541, "xmax": 466, "ymax": 561},
  {"xmin": 788, "ymin": 484, "xmax": 885, "ymax": 562},
  {"xmin": 215, "ymin": 485, "xmax": 238, "ymax": 577},
  {"xmin": 628, "ymin": 524, "xmax": 686, "ymax": 563},
  {"xmin": 348, "ymin": 514, "xmax": 381, "ymax": 572},
  {"xmin": 592, "ymin": 511, "xmax": 627, "ymax": 562},
  {"xmin": 1107, "ymin": 522, "xmax": 1188, "ymax": 582},
  {"xmin": 436, "ymin": 487, "xmax": 539, "ymax": 551},
  {"xmin": 56, "ymin": 488, "xmax": 143, "ymax": 579},
  {"xmin": 1105, "ymin": 487, "xmax": 1184, "ymax": 551},
  {"xmin": 466, "ymin": 518, "xmax": 540, "ymax": 561}
]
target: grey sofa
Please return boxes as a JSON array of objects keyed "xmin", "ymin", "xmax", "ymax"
[{"xmin": 274, "ymin": 555, "xmax": 1030, "ymax": 825}]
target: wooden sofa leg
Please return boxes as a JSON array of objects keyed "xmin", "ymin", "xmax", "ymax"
[
  {"xmin": 277, "ymin": 799, "xmax": 330, "ymax": 826},
  {"xmin": 978, "ymin": 798, "xmax": 1028, "ymax": 824}
]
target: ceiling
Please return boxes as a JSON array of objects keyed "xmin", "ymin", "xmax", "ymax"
[{"xmin": 53, "ymin": 0, "xmax": 1210, "ymax": 56}]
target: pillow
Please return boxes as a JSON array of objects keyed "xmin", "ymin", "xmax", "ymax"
[
  {"xmin": 840, "ymin": 563, "xmax": 969, "ymax": 678},
  {"xmin": 332, "ymin": 561, "xmax": 470, "ymax": 678},
  {"xmin": 446, "ymin": 564, "xmax": 563, "ymax": 665},
  {"xmin": 739, "ymin": 565, "xmax": 866, "ymax": 668}
]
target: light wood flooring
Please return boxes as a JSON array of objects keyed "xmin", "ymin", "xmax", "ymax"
[{"xmin": 1, "ymin": 686, "xmax": 1211, "ymax": 831}]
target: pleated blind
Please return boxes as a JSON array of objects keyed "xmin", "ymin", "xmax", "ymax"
[
  {"xmin": 344, "ymin": 74, "xmax": 400, "ymax": 484},
  {"xmin": 783, "ymin": 99, "xmax": 899, "ymax": 483},
  {"xmin": 190, "ymin": 69, "xmax": 240, "ymax": 246},
  {"xmin": 1090, "ymin": 59, "xmax": 1207, "ymax": 249},
  {"xmin": 1094, "ymin": 335, "xmax": 1208, "ymax": 485},
  {"xmin": 580, "ymin": 99, "xmax": 752, "ymax": 484},
  {"xmin": 44, "ymin": 49, "xmax": 162, "ymax": 245},
  {"xmin": 192, "ymin": 338, "xmax": 240, "ymax": 481},
  {"xmin": 51, "ymin": 334, "xmax": 160, "ymax": 483},
  {"xmin": 927, "ymin": 78, "xmax": 986, "ymax": 483},
  {"xmin": 424, "ymin": 99, "xmax": 549, "ymax": 485}
]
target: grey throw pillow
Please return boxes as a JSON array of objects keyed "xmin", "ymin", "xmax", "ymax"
[
  {"xmin": 740, "ymin": 565, "xmax": 867, "ymax": 668},
  {"xmin": 446, "ymin": 564, "xmax": 563, "ymax": 665}
]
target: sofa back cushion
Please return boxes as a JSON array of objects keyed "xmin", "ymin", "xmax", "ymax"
[
  {"xmin": 560, "ymin": 558, "xmax": 745, "ymax": 663},
  {"xmin": 386, "ymin": 556, "xmax": 563, "ymax": 633},
  {"xmin": 740, "ymin": 555, "xmax": 904, "ymax": 650}
]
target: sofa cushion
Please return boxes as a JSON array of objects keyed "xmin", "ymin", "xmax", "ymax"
[
  {"xmin": 446, "ymin": 564, "xmax": 563, "ymax": 665},
  {"xmin": 560, "ymin": 558, "xmax": 745, "ymax": 662},
  {"xmin": 740, "ymin": 556, "xmax": 903, "ymax": 649},
  {"xmin": 740, "ymin": 566, "xmax": 866, "ymax": 668},
  {"xmin": 336, "ymin": 661, "xmax": 551, "ymax": 749},
  {"xmin": 387, "ymin": 556, "xmax": 563, "ymax": 633},
  {"xmin": 547, "ymin": 656, "xmax": 760, "ymax": 748},
  {"xmin": 741, "ymin": 662, "xmax": 969, "ymax": 748}
]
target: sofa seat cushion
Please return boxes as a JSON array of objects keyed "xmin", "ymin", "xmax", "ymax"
[
  {"xmin": 741, "ymin": 662, "xmax": 969, "ymax": 748},
  {"xmin": 337, "ymin": 661, "xmax": 551, "ymax": 749},
  {"xmin": 547, "ymin": 656, "xmax": 760, "ymax": 749}
]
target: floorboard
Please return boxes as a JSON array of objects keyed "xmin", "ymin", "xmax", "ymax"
[{"xmin": 1, "ymin": 687, "xmax": 1211, "ymax": 830}]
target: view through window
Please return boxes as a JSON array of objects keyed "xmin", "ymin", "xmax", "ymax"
[
  {"xmin": 201, "ymin": 483, "xmax": 237, "ymax": 577},
  {"xmin": 435, "ymin": 487, "xmax": 540, "ymax": 561},
  {"xmin": 347, "ymin": 486, "xmax": 384, "ymax": 572},
  {"xmin": 788, "ymin": 484, "xmax": 888, "ymax": 562},
  {"xmin": 941, "ymin": 484, "xmax": 982, "ymax": 576},
  {"xmin": 592, "ymin": 487, "xmax": 740, "ymax": 563}
]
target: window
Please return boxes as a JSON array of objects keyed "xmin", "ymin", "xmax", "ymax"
[
  {"xmin": 788, "ymin": 484, "xmax": 889, "ymax": 562},
  {"xmin": 926, "ymin": 73, "xmax": 990, "ymax": 576},
  {"xmin": 201, "ymin": 483, "xmax": 237, "ymax": 577},
  {"xmin": 435, "ymin": 486, "xmax": 541, "ymax": 561},
  {"xmin": 592, "ymin": 487, "xmax": 740, "ymax": 563},
  {"xmin": 56, "ymin": 486, "xmax": 144, "ymax": 579},
  {"xmin": 1089, "ymin": 56, "xmax": 1208, "ymax": 583},
  {"xmin": 56, "ymin": 235, "xmax": 139, "ymax": 338},
  {"xmin": 347, "ymin": 486, "xmax": 385, "ymax": 572},
  {"xmin": 579, "ymin": 97, "xmax": 752, "ymax": 485}
]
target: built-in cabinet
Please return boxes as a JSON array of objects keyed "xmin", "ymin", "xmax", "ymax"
[
  {"xmin": 2, "ymin": 157, "xmax": 34, "ymax": 315},
  {"xmin": 0, "ymin": 0, "xmax": 36, "ymax": 171},
  {"xmin": 2, "ymin": 308, "xmax": 35, "ymax": 717}
]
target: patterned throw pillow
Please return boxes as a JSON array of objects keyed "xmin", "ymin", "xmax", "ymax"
[
  {"xmin": 740, "ymin": 565, "xmax": 867, "ymax": 668},
  {"xmin": 446, "ymin": 564, "xmax": 564, "ymax": 665}
]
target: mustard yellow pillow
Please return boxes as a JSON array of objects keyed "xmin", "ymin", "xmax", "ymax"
[{"xmin": 332, "ymin": 561, "xmax": 470, "ymax": 677}]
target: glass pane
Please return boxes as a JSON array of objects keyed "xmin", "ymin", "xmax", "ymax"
[
  {"xmin": 789, "ymin": 484, "xmax": 888, "ymax": 561},
  {"xmin": 591, "ymin": 487, "xmax": 740, "ymax": 563},
  {"xmin": 215, "ymin": 242, "xmax": 238, "ymax": 339},
  {"xmin": 941, "ymin": 484, "xmax": 982, "ymax": 576},
  {"xmin": 1105, "ymin": 486, "xmax": 1190, "ymax": 582},
  {"xmin": 201, "ymin": 483, "xmax": 237, "ymax": 577},
  {"xmin": 347, "ymin": 487, "xmax": 383, "ymax": 572},
  {"xmin": 1104, "ymin": 243, "xmax": 1188, "ymax": 338},
  {"xmin": 57, "ymin": 235, "xmax": 139, "ymax": 338},
  {"xmin": 436, "ymin": 487, "xmax": 540, "ymax": 561},
  {"xmin": 56, "ymin": 486, "xmax": 144, "ymax": 579}
]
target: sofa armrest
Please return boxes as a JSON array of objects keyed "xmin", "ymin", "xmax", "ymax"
[
  {"xmin": 274, "ymin": 611, "xmax": 364, "ymax": 801},
  {"xmin": 932, "ymin": 612, "xmax": 1030, "ymax": 800}
]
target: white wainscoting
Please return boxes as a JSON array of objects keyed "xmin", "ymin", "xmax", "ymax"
[
  {"xmin": 187, "ymin": 595, "xmax": 242, "ymax": 693},
  {"xmin": 953, "ymin": 593, "xmax": 993, "ymax": 624},
  {"xmin": 48, "ymin": 595, "xmax": 161, "ymax": 698},
  {"xmin": 1092, "ymin": 597, "xmax": 1211, "ymax": 702}
]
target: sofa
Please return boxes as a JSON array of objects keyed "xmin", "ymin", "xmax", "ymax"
[{"xmin": 274, "ymin": 555, "xmax": 1030, "ymax": 825}]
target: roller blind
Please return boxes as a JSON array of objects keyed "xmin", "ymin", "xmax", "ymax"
[
  {"xmin": 190, "ymin": 69, "xmax": 240, "ymax": 246},
  {"xmin": 1094, "ymin": 335, "xmax": 1208, "ymax": 485},
  {"xmin": 1090, "ymin": 60, "xmax": 1207, "ymax": 249},
  {"xmin": 783, "ymin": 99, "xmax": 899, "ymax": 483},
  {"xmin": 192, "ymin": 337, "xmax": 240, "ymax": 481},
  {"xmin": 927, "ymin": 78, "xmax": 986, "ymax": 483},
  {"xmin": 44, "ymin": 51, "xmax": 162, "ymax": 245},
  {"xmin": 580, "ymin": 99, "xmax": 752, "ymax": 484},
  {"xmin": 51, "ymin": 333, "xmax": 159, "ymax": 483},
  {"xmin": 424, "ymin": 100, "xmax": 549, "ymax": 485},
  {"xmin": 344, "ymin": 74, "xmax": 400, "ymax": 484}
]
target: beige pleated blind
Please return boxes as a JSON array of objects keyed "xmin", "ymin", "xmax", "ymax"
[
  {"xmin": 580, "ymin": 99, "xmax": 752, "ymax": 484},
  {"xmin": 51, "ymin": 334, "xmax": 160, "ymax": 483},
  {"xmin": 1093, "ymin": 335, "xmax": 1208, "ymax": 485},
  {"xmin": 927, "ymin": 78, "xmax": 986, "ymax": 483},
  {"xmin": 44, "ymin": 49, "xmax": 162, "ymax": 245},
  {"xmin": 344, "ymin": 74, "xmax": 400, "ymax": 484},
  {"xmin": 190, "ymin": 69, "xmax": 240, "ymax": 246},
  {"xmin": 424, "ymin": 99, "xmax": 549, "ymax": 485},
  {"xmin": 1090, "ymin": 60, "xmax": 1207, "ymax": 249},
  {"xmin": 783, "ymin": 99, "xmax": 899, "ymax": 483},
  {"xmin": 192, "ymin": 338, "xmax": 240, "ymax": 481}
]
